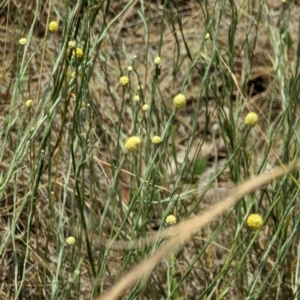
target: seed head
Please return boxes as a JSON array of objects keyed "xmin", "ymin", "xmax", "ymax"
[
  {"xmin": 247, "ymin": 214, "xmax": 263, "ymax": 230},
  {"xmin": 166, "ymin": 215, "xmax": 177, "ymax": 225},
  {"xmin": 245, "ymin": 112, "xmax": 258, "ymax": 127},
  {"xmin": 48, "ymin": 21, "xmax": 59, "ymax": 33},
  {"xmin": 124, "ymin": 136, "xmax": 141, "ymax": 152},
  {"xmin": 173, "ymin": 93, "xmax": 186, "ymax": 109}
]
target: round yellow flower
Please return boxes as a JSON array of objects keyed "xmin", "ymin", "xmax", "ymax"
[
  {"xmin": 205, "ymin": 33, "xmax": 210, "ymax": 40},
  {"xmin": 247, "ymin": 214, "xmax": 263, "ymax": 230},
  {"xmin": 120, "ymin": 76, "xmax": 129, "ymax": 86},
  {"xmin": 68, "ymin": 40, "xmax": 76, "ymax": 49},
  {"xmin": 66, "ymin": 236, "xmax": 76, "ymax": 245},
  {"xmin": 151, "ymin": 136, "xmax": 162, "ymax": 144},
  {"xmin": 25, "ymin": 99, "xmax": 33, "ymax": 107},
  {"xmin": 173, "ymin": 93, "xmax": 186, "ymax": 109},
  {"xmin": 142, "ymin": 104, "xmax": 149, "ymax": 111},
  {"xmin": 71, "ymin": 72, "xmax": 77, "ymax": 78},
  {"xmin": 124, "ymin": 136, "xmax": 141, "ymax": 152},
  {"xmin": 245, "ymin": 112, "xmax": 258, "ymax": 127},
  {"xmin": 127, "ymin": 66, "xmax": 133, "ymax": 72},
  {"xmin": 154, "ymin": 56, "xmax": 161, "ymax": 65},
  {"xmin": 133, "ymin": 95, "xmax": 140, "ymax": 102},
  {"xmin": 19, "ymin": 38, "xmax": 27, "ymax": 45},
  {"xmin": 48, "ymin": 21, "xmax": 59, "ymax": 33},
  {"xmin": 72, "ymin": 47, "xmax": 83, "ymax": 58},
  {"xmin": 166, "ymin": 215, "xmax": 177, "ymax": 225}
]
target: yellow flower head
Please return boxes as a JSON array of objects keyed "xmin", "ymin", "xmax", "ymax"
[
  {"xmin": 72, "ymin": 47, "xmax": 84, "ymax": 59},
  {"xmin": 151, "ymin": 136, "xmax": 162, "ymax": 144},
  {"xmin": 71, "ymin": 72, "xmax": 76, "ymax": 78},
  {"xmin": 205, "ymin": 33, "xmax": 210, "ymax": 40},
  {"xmin": 48, "ymin": 21, "xmax": 59, "ymax": 33},
  {"xmin": 120, "ymin": 76, "xmax": 129, "ymax": 86},
  {"xmin": 25, "ymin": 99, "xmax": 33, "ymax": 107},
  {"xmin": 127, "ymin": 66, "xmax": 133, "ymax": 72},
  {"xmin": 133, "ymin": 95, "xmax": 140, "ymax": 102},
  {"xmin": 142, "ymin": 104, "xmax": 149, "ymax": 111},
  {"xmin": 166, "ymin": 215, "xmax": 177, "ymax": 225},
  {"xmin": 245, "ymin": 112, "xmax": 258, "ymax": 127},
  {"xmin": 173, "ymin": 93, "xmax": 186, "ymax": 109},
  {"xmin": 19, "ymin": 38, "xmax": 27, "ymax": 45},
  {"xmin": 68, "ymin": 40, "xmax": 76, "ymax": 49},
  {"xmin": 124, "ymin": 136, "xmax": 141, "ymax": 152},
  {"xmin": 247, "ymin": 214, "xmax": 263, "ymax": 230},
  {"xmin": 66, "ymin": 236, "xmax": 76, "ymax": 245},
  {"xmin": 154, "ymin": 56, "xmax": 161, "ymax": 65}
]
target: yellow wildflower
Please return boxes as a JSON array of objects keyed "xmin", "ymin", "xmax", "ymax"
[
  {"xmin": 127, "ymin": 66, "xmax": 133, "ymax": 72},
  {"xmin": 133, "ymin": 95, "xmax": 140, "ymax": 102},
  {"xmin": 142, "ymin": 104, "xmax": 149, "ymax": 111},
  {"xmin": 245, "ymin": 112, "xmax": 258, "ymax": 127},
  {"xmin": 120, "ymin": 76, "xmax": 129, "ymax": 86},
  {"xmin": 247, "ymin": 214, "xmax": 263, "ymax": 230},
  {"xmin": 124, "ymin": 136, "xmax": 141, "ymax": 152},
  {"xmin": 72, "ymin": 47, "xmax": 84, "ymax": 58},
  {"xmin": 25, "ymin": 99, "xmax": 33, "ymax": 107},
  {"xmin": 166, "ymin": 215, "xmax": 177, "ymax": 225},
  {"xmin": 48, "ymin": 21, "xmax": 59, "ymax": 33},
  {"xmin": 19, "ymin": 38, "xmax": 27, "ymax": 45},
  {"xmin": 173, "ymin": 93, "xmax": 186, "ymax": 109},
  {"xmin": 154, "ymin": 56, "xmax": 161, "ymax": 65},
  {"xmin": 68, "ymin": 41, "xmax": 76, "ymax": 49},
  {"xmin": 66, "ymin": 236, "xmax": 76, "ymax": 245},
  {"xmin": 151, "ymin": 136, "xmax": 162, "ymax": 144}
]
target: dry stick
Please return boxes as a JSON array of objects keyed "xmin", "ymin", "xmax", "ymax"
[
  {"xmin": 219, "ymin": 56, "xmax": 299, "ymax": 186},
  {"xmin": 97, "ymin": 160, "xmax": 299, "ymax": 300}
]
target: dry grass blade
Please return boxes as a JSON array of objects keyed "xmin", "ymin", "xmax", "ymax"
[{"xmin": 97, "ymin": 160, "xmax": 299, "ymax": 300}]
